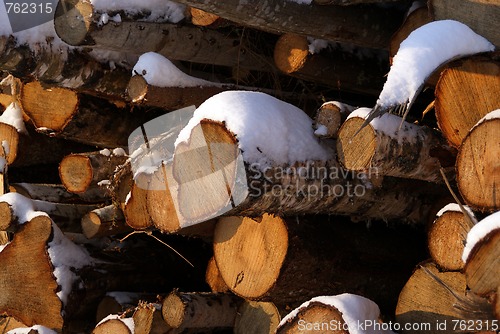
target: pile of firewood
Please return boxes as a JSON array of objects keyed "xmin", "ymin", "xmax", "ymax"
[{"xmin": 0, "ymin": 0, "xmax": 498, "ymax": 333}]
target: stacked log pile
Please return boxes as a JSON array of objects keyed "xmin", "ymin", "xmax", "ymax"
[{"xmin": 0, "ymin": 0, "xmax": 498, "ymax": 333}]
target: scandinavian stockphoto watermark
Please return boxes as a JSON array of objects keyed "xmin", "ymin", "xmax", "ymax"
[
  {"xmin": 2, "ymin": 0, "xmax": 58, "ymax": 32},
  {"xmin": 128, "ymin": 106, "xmax": 377, "ymax": 225}
]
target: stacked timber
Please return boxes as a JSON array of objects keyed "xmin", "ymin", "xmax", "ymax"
[{"xmin": 0, "ymin": 0, "xmax": 497, "ymax": 333}]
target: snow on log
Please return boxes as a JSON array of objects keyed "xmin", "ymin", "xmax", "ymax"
[
  {"xmin": 313, "ymin": 101, "xmax": 355, "ymax": 139},
  {"xmin": 430, "ymin": 0, "xmax": 500, "ymax": 49},
  {"xmin": 170, "ymin": 0, "xmax": 403, "ymax": 49},
  {"xmin": 463, "ymin": 211, "xmax": 500, "ymax": 299},
  {"xmin": 0, "ymin": 318, "xmax": 32, "ymax": 334},
  {"xmin": 273, "ymin": 33, "xmax": 388, "ymax": 96},
  {"xmin": 428, "ymin": 203, "xmax": 477, "ymax": 271},
  {"xmin": 234, "ymin": 301, "xmax": 281, "ymax": 334},
  {"xmin": 456, "ymin": 110, "xmax": 500, "ymax": 211},
  {"xmin": 54, "ymin": 0, "xmax": 273, "ymax": 72},
  {"xmin": 337, "ymin": 107, "xmax": 456, "ymax": 183},
  {"xmin": 396, "ymin": 261, "xmax": 495, "ymax": 334},
  {"xmin": 81, "ymin": 205, "xmax": 131, "ymax": 239},
  {"xmin": 435, "ymin": 55, "xmax": 500, "ymax": 148},
  {"xmin": 164, "ymin": 91, "xmax": 448, "ymax": 228},
  {"xmin": 59, "ymin": 149, "xmax": 127, "ymax": 197},
  {"xmin": 161, "ymin": 291, "xmax": 242, "ymax": 331},
  {"xmin": 389, "ymin": 5, "xmax": 431, "ymax": 61},
  {"xmin": 363, "ymin": 20, "xmax": 495, "ymax": 127},
  {"xmin": 127, "ymin": 74, "xmax": 225, "ymax": 111},
  {"xmin": 277, "ymin": 293, "xmax": 391, "ymax": 334},
  {"xmin": 213, "ymin": 214, "xmax": 425, "ymax": 310}
]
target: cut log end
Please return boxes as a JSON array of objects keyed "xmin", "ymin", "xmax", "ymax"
[
  {"xmin": 59, "ymin": 154, "xmax": 93, "ymax": 193},
  {"xmin": 313, "ymin": 102, "xmax": 345, "ymax": 138},
  {"xmin": 274, "ymin": 34, "xmax": 309, "ymax": 74},
  {"xmin": 21, "ymin": 81, "xmax": 79, "ymax": 132},
  {"xmin": 126, "ymin": 75, "xmax": 148, "ymax": 104},
  {"xmin": 173, "ymin": 120, "xmax": 239, "ymax": 224},
  {"xmin": 428, "ymin": 210, "xmax": 473, "ymax": 271},
  {"xmin": 55, "ymin": 0, "xmax": 95, "ymax": 46},
  {"xmin": 206, "ymin": 256, "xmax": 230, "ymax": 293},
  {"xmin": 277, "ymin": 302, "xmax": 347, "ymax": 334},
  {"xmin": 213, "ymin": 214, "xmax": 288, "ymax": 299},
  {"xmin": 0, "ymin": 201, "xmax": 13, "ymax": 230},
  {"xmin": 457, "ymin": 117, "xmax": 500, "ymax": 212},
  {"xmin": 0, "ymin": 122, "xmax": 20, "ymax": 165},
  {"xmin": 336, "ymin": 116, "xmax": 376, "ymax": 171},
  {"xmin": 435, "ymin": 57, "xmax": 500, "ymax": 148}
]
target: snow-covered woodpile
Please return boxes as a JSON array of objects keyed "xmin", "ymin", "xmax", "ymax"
[{"xmin": 0, "ymin": 0, "xmax": 498, "ymax": 333}]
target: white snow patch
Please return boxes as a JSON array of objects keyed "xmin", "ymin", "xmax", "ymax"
[
  {"xmin": 279, "ymin": 293, "xmax": 394, "ymax": 334},
  {"xmin": 472, "ymin": 109, "xmax": 500, "ymax": 130},
  {"xmin": 0, "ymin": 242, "xmax": 9, "ymax": 252},
  {"xmin": 113, "ymin": 147, "xmax": 127, "ymax": 156},
  {"xmin": 307, "ymin": 37, "xmax": 329, "ymax": 54},
  {"xmin": 377, "ymin": 20, "xmax": 495, "ymax": 111},
  {"xmin": 6, "ymin": 325, "xmax": 57, "ymax": 334},
  {"xmin": 407, "ymin": 1, "xmax": 425, "ymax": 16},
  {"xmin": 0, "ymin": 102, "xmax": 28, "ymax": 134},
  {"xmin": 0, "ymin": 192, "xmax": 49, "ymax": 223},
  {"xmin": 462, "ymin": 211, "xmax": 500, "ymax": 262},
  {"xmin": 2, "ymin": 139, "xmax": 10, "ymax": 155},
  {"xmin": 97, "ymin": 180, "xmax": 111, "ymax": 186},
  {"xmin": 91, "ymin": 0, "xmax": 185, "ymax": 23},
  {"xmin": 314, "ymin": 124, "xmax": 328, "ymax": 136},
  {"xmin": 175, "ymin": 91, "xmax": 332, "ymax": 169},
  {"xmin": 98, "ymin": 13, "xmax": 122, "ymax": 26},
  {"xmin": 348, "ymin": 107, "xmax": 422, "ymax": 144},
  {"xmin": 96, "ymin": 314, "xmax": 135, "ymax": 333},
  {"xmin": 100, "ymin": 148, "xmax": 111, "ymax": 156},
  {"xmin": 436, "ymin": 203, "xmax": 476, "ymax": 220},
  {"xmin": 48, "ymin": 223, "xmax": 93, "ymax": 306},
  {"xmin": 133, "ymin": 52, "xmax": 215, "ymax": 87}
]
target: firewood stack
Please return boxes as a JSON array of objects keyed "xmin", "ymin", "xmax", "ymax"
[{"xmin": 0, "ymin": 0, "xmax": 498, "ymax": 333}]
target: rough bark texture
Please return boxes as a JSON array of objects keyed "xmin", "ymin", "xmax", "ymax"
[
  {"xmin": 170, "ymin": 120, "xmax": 449, "ymax": 226},
  {"xmin": 456, "ymin": 116, "xmax": 500, "ymax": 212},
  {"xmin": 55, "ymin": 1, "xmax": 274, "ymax": 72},
  {"xmin": 161, "ymin": 290, "xmax": 242, "ymax": 331},
  {"xmin": 214, "ymin": 214, "xmax": 428, "ymax": 314},
  {"xmin": 127, "ymin": 75, "xmax": 225, "ymax": 110},
  {"xmin": 396, "ymin": 261, "xmax": 494, "ymax": 334},
  {"xmin": 337, "ymin": 113, "xmax": 456, "ymax": 183},
  {"xmin": 274, "ymin": 33, "xmax": 388, "ymax": 96},
  {"xmin": 59, "ymin": 150, "xmax": 127, "ymax": 197},
  {"xmin": 81, "ymin": 205, "xmax": 131, "ymax": 239},
  {"xmin": 171, "ymin": 0, "xmax": 404, "ymax": 49},
  {"xmin": 435, "ymin": 55, "xmax": 500, "ymax": 148}
]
